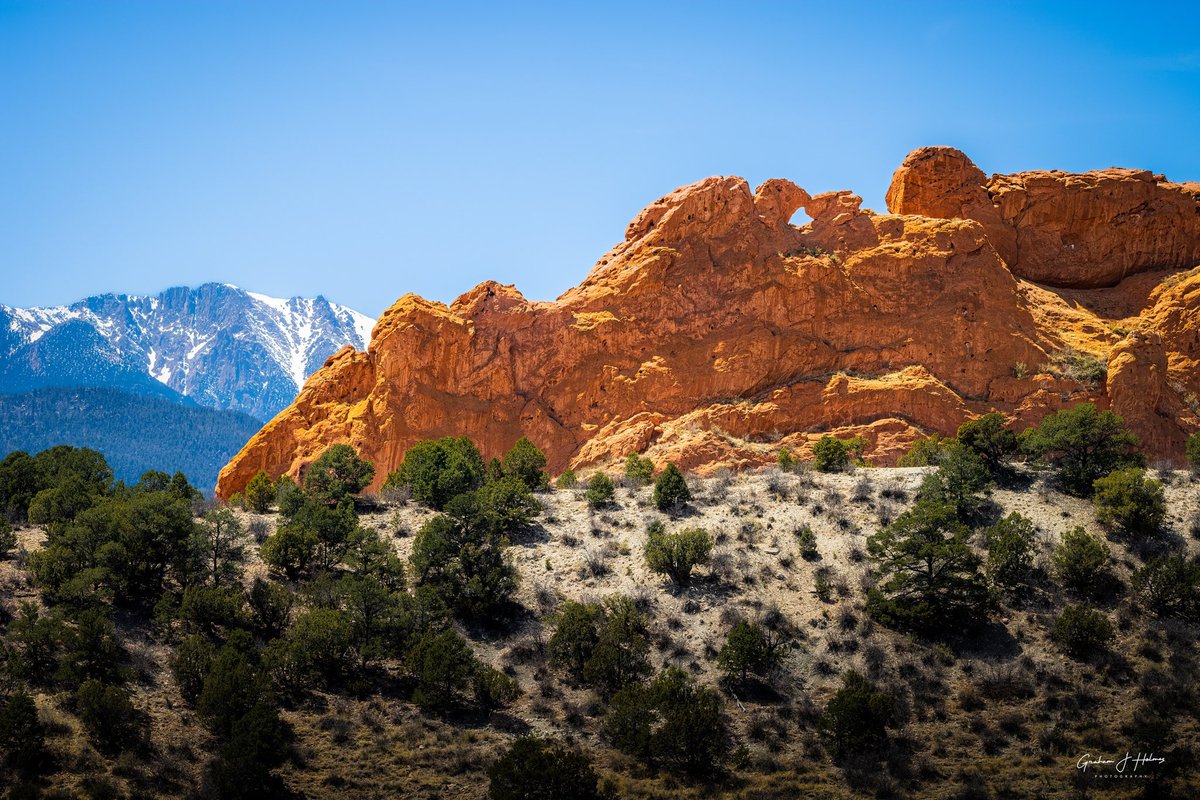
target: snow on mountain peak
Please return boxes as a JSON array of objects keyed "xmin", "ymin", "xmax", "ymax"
[{"xmin": 1, "ymin": 283, "xmax": 376, "ymax": 420}]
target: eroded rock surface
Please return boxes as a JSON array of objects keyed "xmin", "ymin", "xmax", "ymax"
[{"xmin": 217, "ymin": 151, "xmax": 1200, "ymax": 496}]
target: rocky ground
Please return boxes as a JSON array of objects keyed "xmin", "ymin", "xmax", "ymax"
[{"xmin": 3, "ymin": 465, "xmax": 1199, "ymax": 799}]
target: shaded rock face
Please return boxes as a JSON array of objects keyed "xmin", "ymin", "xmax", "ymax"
[
  {"xmin": 887, "ymin": 146, "xmax": 1200, "ymax": 287},
  {"xmin": 217, "ymin": 151, "xmax": 1200, "ymax": 497}
]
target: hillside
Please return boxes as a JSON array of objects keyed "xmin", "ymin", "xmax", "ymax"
[
  {"xmin": 2, "ymin": 458, "xmax": 1198, "ymax": 799},
  {"xmin": 216, "ymin": 148, "xmax": 1200, "ymax": 500},
  {"xmin": 0, "ymin": 387, "xmax": 263, "ymax": 490},
  {"xmin": 1, "ymin": 283, "xmax": 374, "ymax": 421}
]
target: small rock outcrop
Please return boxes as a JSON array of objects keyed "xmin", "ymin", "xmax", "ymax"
[{"xmin": 216, "ymin": 150, "xmax": 1200, "ymax": 497}]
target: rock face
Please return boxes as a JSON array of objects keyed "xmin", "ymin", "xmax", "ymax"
[
  {"xmin": 216, "ymin": 150, "xmax": 1200, "ymax": 497},
  {"xmin": 887, "ymin": 146, "xmax": 1200, "ymax": 288}
]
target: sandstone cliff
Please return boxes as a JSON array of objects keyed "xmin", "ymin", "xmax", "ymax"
[{"xmin": 216, "ymin": 148, "xmax": 1200, "ymax": 497}]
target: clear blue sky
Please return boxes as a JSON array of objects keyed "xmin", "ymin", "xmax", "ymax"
[{"xmin": 3, "ymin": 1, "xmax": 1198, "ymax": 317}]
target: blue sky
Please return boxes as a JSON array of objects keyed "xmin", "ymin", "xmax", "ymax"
[{"xmin": 2, "ymin": 1, "xmax": 1198, "ymax": 317}]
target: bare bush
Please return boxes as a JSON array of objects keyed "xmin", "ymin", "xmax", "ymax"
[
  {"xmin": 851, "ymin": 477, "xmax": 873, "ymax": 503},
  {"xmin": 580, "ymin": 547, "xmax": 609, "ymax": 578},
  {"xmin": 247, "ymin": 517, "xmax": 270, "ymax": 544}
]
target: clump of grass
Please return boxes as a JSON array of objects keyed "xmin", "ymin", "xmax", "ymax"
[{"xmin": 1042, "ymin": 347, "xmax": 1107, "ymax": 385}]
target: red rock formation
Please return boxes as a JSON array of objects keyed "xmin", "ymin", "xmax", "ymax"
[
  {"xmin": 216, "ymin": 151, "xmax": 1200, "ymax": 497},
  {"xmin": 887, "ymin": 146, "xmax": 1200, "ymax": 287}
]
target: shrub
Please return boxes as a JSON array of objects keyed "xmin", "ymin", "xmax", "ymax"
[
  {"xmin": 0, "ymin": 520, "xmax": 14, "ymax": 560},
  {"xmin": 548, "ymin": 597, "xmax": 649, "ymax": 695},
  {"xmin": 644, "ymin": 523, "xmax": 712, "ymax": 587},
  {"xmin": 897, "ymin": 434, "xmax": 950, "ymax": 467},
  {"xmin": 1052, "ymin": 527, "xmax": 1113, "ymax": 596},
  {"xmin": 555, "ymin": 468, "xmax": 577, "ymax": 489},
  {"xmin": 407, "ymin": 629, "xmax": 478, "ymax": 711},
  {"xmin": 260, "ymin": 524, "xmax": 318, "ymax": 579},
  {"xmin": 180, "ymin": 585, "xmax": 248, "ymax": 635},
  {"xmin": 267, "ymin": 608, "xmax": 354, "ymax": 691},
  {"xmin": 797, "ymin": 526, "xmax": 819, "ymax": 560},
  {"xmin": 409, "ymin": 513, "xmax": 518, "ymax": 620},
  {"xmin": 547, "ymin": 600, "xmax": 603, "ymax": 678},
  {"xmin": 171, "ymin": 635, "xmax": 217, "ymax": 704},
  {"xmin": 624, "ymin": 454, "xmax": 655, "ymax": 486},
  {"xmin": 818, "ymin": 671, "xmax": 896, "ymax": 759},
  {"xmin": 585, "ymin": 473, "xmax": 615, "ymax": 509},
  {"xmin": 777, "ymin": 448, "xmax": 795, "ymax": 472},
  {"xmin": 918, "ymin": 443, "xmax": 992, "ymax": 522},
  {"xmin": 303, "ymin": 443, "xmax": 375, "ymax": 505},
  {"xmin": 0, "ymin": 450, "xmax": 39, "ymax": 523},
  {"xmin": 1092, "ymin": 467, "xmax": 1165, "ymax": 536},
  {"xmin": 476, "ymin": 475, "xmax": 542, "ymax": 533},
  {"xmin": 604, "ymin": 668, "xmax": 725, "ymax": 774},
  {"xmin": 387, "ymin": 436, "xmax": 485, "ymax": 509},
  {"xmin": 866, "ymin": 499, "xmax": 991, "ymax": 630},
  {"xmin": 652, "ymin": 463, "xmax": 691, "ymax": 512},
  {"xmin": 204, "ymin": 699, "xmax": 289, "ymax": 800},
  {"xmin": 1045, "ymin": 347, "xmax": 1107, "ymax": 385},
  {"xmin": 985, "ymin": 512, "xmax": 1036, "ymax": 588},
  {"xmin": 1188, "ymin": 431, "xmax": 1200, "ymax": 472},
  {"xmin": 197, "ymin": 645, "xmax": 262, "ymax": 736},
  {"xmin": 717, "ymin": 619, "xmax": 782, "ymax": 683},
  {"xmin": 1020, "ymin": 403, "xmax": 1140, "ymax": 496},
  {"xmin": 244, "ymin": 470, "xmax": 275, "ymax": 514},
  {"xmin": 472, "ymin": 664, "xmax": 520, "ymax": 711},
  {"xmin": 1050, "ymin": 604, "xmax": 1113, "ymax": 658},
  {"xmin": 957, "ymin": 413, "xmax": 1018, "ymax": 475},
  {"xmin": 501, "ymin": 436, "xmax": 550, "ymax": 491},
  {"xmin": 1131, "ymin": 555, "xmax": 1200, "ymax": 618},
  {"xmin": 812, "ymin": 435, "xmax": 851, "ymax": 472},
  {"xmin": 488, "ymin": 736, "xmax": 613, "ymax": 800},
  {"xmin": 0, "ymin": 691, "xmax": 47, "ymax": 776},
  {"xmin": 76, "ymin": 680, "xmax": 139, "ymax": 752}
]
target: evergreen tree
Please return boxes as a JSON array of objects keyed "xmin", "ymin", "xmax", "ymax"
[
  {"xmin": 818, "ymin": 671, "xmax": 896, "ymax": 759},
  {"xmin": 623, "ymin": 454, "xmax": 655, "ymax": 486},
  {"xmin": 652, "ymin": 463, "xmax": 691, "ymax": 513},
  {"xmin": 193, "ymin": 507, "xmax": 247, "ymax": 587},
  {"xmin": 984, "ymin": 512, "xmax": 1036, "ymax": 588},
  {"xmin": 866, "ymin": 499, "xmax": 991, "ymax": 630},
  {"xmin": 500, "ymin": 436, "xmax": 550, "ymax": 491},
  {"xmin": 388, "ymin": 436, "xmax": 485, "ymax": 509},
  {"xmin": 644, "ymin": 523, "xmax": 711, "ymax": 587},
  {"xmin": 717, "ymin": 619, "xmax": 782, "ymax": 684},
  {"xmin": 956, "ymin": 413, "xmax": 1018, "ymax": 476},
  {"xmin": 244, "ymin": 470, "xmax": 275, "ymax": 513},
  {"xmin": 918, "ymin": 443, "xmax": 992, "ymax": 522},
  {"xmin": 585, "ymin": 473, "xmax": 615, "ymax": 508},
  {"xmin": 303, "ymin": 444, "xmax": 375, "ymax": 505},
  {"xmin": 1020, "ymin": 403, "xmax": 1140, "ymax": 496},
  {"xmin": 488, "ymin": 736, "xmax": 613, "ymax": 800},
  {"xmin": 0, "ymin": 451, "xmax": 40, "ymax": 522}
]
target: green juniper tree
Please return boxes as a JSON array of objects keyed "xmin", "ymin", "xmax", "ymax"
[{"xmin": 866, "ymin": 499, "xmax": 991, "ymax": 630}]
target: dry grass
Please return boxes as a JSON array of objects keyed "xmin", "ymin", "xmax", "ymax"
[{"xmin": 3, "ymin": 466, "xmax": 1199, "ymax": 799}]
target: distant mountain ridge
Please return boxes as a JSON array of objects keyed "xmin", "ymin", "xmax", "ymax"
[
  {"xmin": 0, "ymin": 386, "xmax": 263, "ymax": 492},
  {"xmin": 1, "ymin": 283, "xmax": 375, "ymax": 420}
]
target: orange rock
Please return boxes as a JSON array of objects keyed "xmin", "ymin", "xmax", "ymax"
[
  {"xmin": 215, "ymin": 151, "xmax": 1200, "ymax": 497},
  {"xmin": 887, "ymin": 146, "xmax": 1200, "ymax": 287}
]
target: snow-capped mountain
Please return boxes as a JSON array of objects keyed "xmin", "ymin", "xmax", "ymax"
[{"xmin": 0, "ymin": 283, "xmax": 375, "ymax": 420}]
